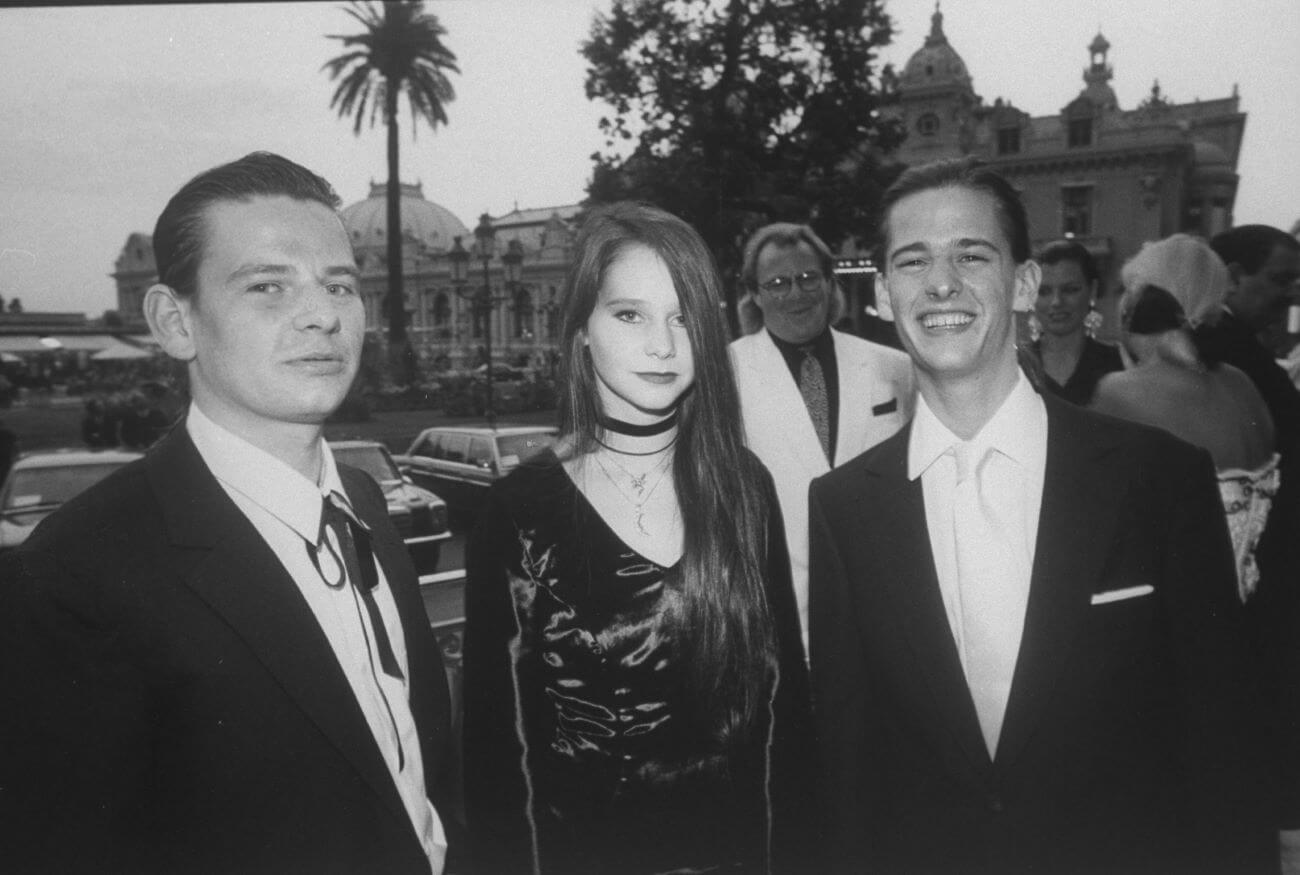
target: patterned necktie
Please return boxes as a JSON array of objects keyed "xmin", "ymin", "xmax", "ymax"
[
  {"xmin": 951, "ymin": 442, "xmax": 1018, "ymax": 759},
  {"xmin": 309, "ymin": 492, "xmax": 405, "ymax": 681},
  {"xmin": 800, "ymin": 346, "xmax": 831, "ymax": 460}
]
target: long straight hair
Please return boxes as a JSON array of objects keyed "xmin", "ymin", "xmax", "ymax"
[{"xmin": 558, "ymin": 201, "xmax": 775, "ymax": 734}]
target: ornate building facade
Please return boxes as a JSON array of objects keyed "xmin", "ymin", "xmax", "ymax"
[
  {"xmin": 887, "ymin": 6, "xmax": 1244, "ymax": 316},
  {"xmin": 112, "ymin": 183, "xmax": 581, "ymax": 371}
]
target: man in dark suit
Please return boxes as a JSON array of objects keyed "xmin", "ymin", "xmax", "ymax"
[
  {"xmin": 1200, "ymin": 224, "xmax": 1300, "ymax": 464},
  {"xmin": 0, "ymin": 153, "xmax": 457, "ymax": 874},
  {"xmin": 808, "ymin": 158, "xmax": 1270, "ymax": 873},
  {"xmin": 1200, "ymin": 224, "xmax": 1300, "ymax": 847}
]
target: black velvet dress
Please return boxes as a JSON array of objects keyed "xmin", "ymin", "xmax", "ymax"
[{"xmin": 463, "ymin": 449, "xmax": 813, "ymax": 875}]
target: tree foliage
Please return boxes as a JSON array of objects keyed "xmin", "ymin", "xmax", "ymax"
[
  {"xmin": 324, "ymin": 1, "xmax": 457, "ymax": 373},
  {"xmin": 582, "ymin": 0, "xmax": 905, "ymax": 309}
]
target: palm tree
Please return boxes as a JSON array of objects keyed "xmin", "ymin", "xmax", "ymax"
[{"xmin": 323, "ymin": 0, "xmax": 458, "ymax": 383}]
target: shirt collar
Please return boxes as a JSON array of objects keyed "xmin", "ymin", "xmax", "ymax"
[
  {"xmin": 908, "ymin": 369, "xmax": 1047, "ymax": 480},
  {"xmin": 767, "ymin": 325, "xmax": 833, "ymax": 357},
  {"xmin": 186, "ymin": 401, "xmax": 345, "ymax": 544}
]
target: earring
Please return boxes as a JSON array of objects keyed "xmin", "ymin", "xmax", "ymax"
[
  {"xmin": 1027, "ymin": 312, "xmax": 1043, "ymax": 342},
  {"xmin": 1083, "ymin": 302, "xmax": 1103, "ymax": 339}
]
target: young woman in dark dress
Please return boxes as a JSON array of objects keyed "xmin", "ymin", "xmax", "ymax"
[
  {"xmin": 1030, "ymin": 239, "xmax": 1123, "ymax": 405},
  {"xmin": 463, "ymin": 202, "xmax": 813, "ymax": 875}
]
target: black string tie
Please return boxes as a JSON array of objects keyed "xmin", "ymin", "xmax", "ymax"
[{"xmin": 307, "ymin": 491, "xmax": 405, "ymax": 681}]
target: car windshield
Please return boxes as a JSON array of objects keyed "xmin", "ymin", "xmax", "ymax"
[
  {"xmin": 3, "ymin": 463, "xmax": 128, "ymax": 511},
  {"xmin": 332, "ymin": 445, "xmax": 402, "ymax": 484},
  {"xmin": 496, "ymin": 431, "xmax": 556, "ymax": 468}
]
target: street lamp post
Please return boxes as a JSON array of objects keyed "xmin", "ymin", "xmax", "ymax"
[
  {"xmin": 472, "ymin": 214, "xmax": 497, "ymax": 428},
  {"xmin": 447, "ymin": 217, "xmax": 525, "ymax": 429},
  {"xmin": 501, "ymin": 236, "xmax": 524, "ymax": 339}
]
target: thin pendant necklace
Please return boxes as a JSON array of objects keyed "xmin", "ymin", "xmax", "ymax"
[
  {"xmin": 599, "ymin": 442, "xmax": 673, "ymax": 497},
  {"xmin": 592, "ymin": 449, "xmax": 673, "ymax": 536}
]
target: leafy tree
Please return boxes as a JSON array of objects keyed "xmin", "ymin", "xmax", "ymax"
[
  {"xmin": 324, "ymin": 0, "xmax": 458, "ymax": 382},
  {"xmin": 582, "ymin": 0, "xmax": 905, "ymax": 318}
]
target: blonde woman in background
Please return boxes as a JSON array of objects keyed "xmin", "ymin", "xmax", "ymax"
[{"xmin": 1093, "ymin": 233, "xmax": 1277, "ymax": 600}]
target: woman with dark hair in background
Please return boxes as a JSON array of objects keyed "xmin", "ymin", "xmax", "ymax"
[
  {"xmin": 1093, "ymin": 233, "xmax": 1277, "ymax": 600},
  {"xmin": 1030, "ymin": 239, "xmax": 1123, "ymax": 404},
  {"xmin": 463, "ymin": 202, "xmax": 812, "ymax": 874}
]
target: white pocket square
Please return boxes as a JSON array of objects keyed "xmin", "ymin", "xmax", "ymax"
[{"xmin": 1090, "ymin": 584, "xmax": 1154, "ymax": 605}]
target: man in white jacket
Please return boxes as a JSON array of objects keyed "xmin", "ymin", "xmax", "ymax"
[{"xmin": 730, "ymin": 223, "xmax": 914, "ymax": 646}]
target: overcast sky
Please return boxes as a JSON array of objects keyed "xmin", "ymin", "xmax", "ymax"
[{"xmin": 2, "ymin": 0, "xmax": 1296, "ymax": 315}]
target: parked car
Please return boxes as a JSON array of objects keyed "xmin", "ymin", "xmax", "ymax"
[
  {"xmin": 394, "ymin": 425, "xmax": 558, "ymax": 523},
  {"xmin": 442, "ymin": 366, "xmax": 554, "ymax": 416},
  {"xmin": 0, "ymin": 448, "xmax": 142, "ymax": 551},
  {"xmin": 329, "ymin": 440, "xmax": 451, "ymax": 583}
]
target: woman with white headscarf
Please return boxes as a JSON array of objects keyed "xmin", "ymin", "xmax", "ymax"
[{"xmin": 1093, "ymin": 233, "xmax": 1278, "ymax": 601}]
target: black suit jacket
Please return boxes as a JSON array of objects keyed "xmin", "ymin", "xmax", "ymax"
[
  {"xmin": 1197, "ymin": 311, "xmax": 1300, "ymax": 825},
  {"xmin": 0, "ymin": 425, "xmax": 457, "ymax": 874},
  {"xmin": 809, "ymin": 394, "xmax": 1271, "ymax": 874}
]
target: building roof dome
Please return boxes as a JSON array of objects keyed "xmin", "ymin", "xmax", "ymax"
[
  {"xmin": 900, "ymin": 4, "xmax": 972, "ymax": 91},
  {"xmin": 341, "ymin": 181, "xmax": 470, "ymax": 254}
]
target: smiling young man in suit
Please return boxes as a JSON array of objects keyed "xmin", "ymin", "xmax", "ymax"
[
  {"xmin": 730, "ymin": 223, "xmax": 913, "ymax": 647},
  {"xmin": 0, "ymin": 153, "xmax": 457, "ymax": 874},
  {"xmin": 808, "ymin": 158, "xmax": 1271, "ymax": 873}
]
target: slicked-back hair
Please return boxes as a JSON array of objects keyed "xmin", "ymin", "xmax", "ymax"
[
  {"xmin": 736, "ymin": 222, "xmax": 845, "ymax": 334},
  {"xmin": 152, "ymin": 152, "xmax": 342, "ymax": 298},
  {"xmin": 878, "ymin": 157, "xmax": 1030, "ymax": 267},
  {"xmin": 557, "ymin": 201, "xmax": 775, "ymax": 733},
  {"xmin": 1037, "ymin": 238, "xmax": 1099, "ymax": 286},
  {"xmin": 1209, "ymin": 224, "xmax": 1300, "ymax": 276}
]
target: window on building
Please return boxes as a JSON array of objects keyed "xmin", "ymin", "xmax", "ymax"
[
  {"xmin": 1209, "ymin": 198, "xmax": 1230, "ymax": 237},
  {"xmin": 997, "ymin": 127, "xmax": 1021, "ymax": 155},
  {"xmin": 513, "ymin": 288, "xmax": 534, "ymax": 340},
  {"xmin": 1061, "ymin": 186, "xmax": 1092, "ymax": 236},
  {"xmin": 917, "ymin": 113, "xmax": 940, "ymax": 136},
  {"xmin": 433, "ymin": 292, "xmax": 450, "ymax": 328},
  {"xmin": 545, "ymin": 286, "xmax": 559, "ymax": 340},
  {"xmin": 413, "ymin": 288, "xmax": 432, "ymax": 329},
  {"xmin": 1067, "ymin": 117, "xmax": 1092, "ymax": 147}
]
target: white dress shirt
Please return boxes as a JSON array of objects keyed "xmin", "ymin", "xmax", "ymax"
[
  {"xmin": 187, "ymin": 403, "xmax": 446, "ymax": 874},
  {"xmin": 907, "ymin": 372, "xmax": 1048, "ymax": 752}
]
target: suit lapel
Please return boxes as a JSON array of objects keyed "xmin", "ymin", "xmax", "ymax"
[
  {"xmin": 744, "ymin": 329, "xmax": 829, "ymax": 475},
  {"xmin": 994, "ymin": 398, "xmax": 1126, "ymax": 770},
  {"xmin": 146, "ymin": 427, "xmax": 410, "ymax": 825},
  {"xmin": 862, "ymin": 430, "xmax": 991, "ymax": 772}
]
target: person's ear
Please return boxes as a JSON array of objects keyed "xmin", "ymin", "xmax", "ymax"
[
  {"xmin": 1013, "ymin": 260, "xmax": 1041, "ymax": 313},
  {"xmin": 874, "ymin": 271, "xmax": 894, "ymax": 321},
  {"xmin": 144, "ymin": 283, "xmax": 197, "ymax": 361}
]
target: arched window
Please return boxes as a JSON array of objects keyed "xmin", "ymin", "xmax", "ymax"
[{"xmin": 917, "ymin": 113, "xmax": 940, "ymax": 136}]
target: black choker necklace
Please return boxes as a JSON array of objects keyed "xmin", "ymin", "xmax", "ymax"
[
  {"xmin": 596, "ymin": 434, "xmax": 678, "ymax": 457},
  {"xmin": 598, "ymin": 410, "xmax": 678, "ymax": 437}
]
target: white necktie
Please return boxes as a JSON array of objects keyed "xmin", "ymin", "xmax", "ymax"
[{"xmin": 952, "ymin": 442, "xmax": 1020, "ymax": 758}]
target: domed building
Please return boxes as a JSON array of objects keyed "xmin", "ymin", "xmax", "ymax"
[
  {"xmin": 888, "ymin": 4, "xmax": 1245, "ymax": 330},
  {"xmin": 113, "ymin": 183, "xmax": 581, "ymax": 372},
  {"xmin": 339, "ymin": 181, "xmax": 579, "ymax": 370},
  {"xmin": 342, "ymin": 181, "xmax": 470, "ymax": 257},
  {"xmin": 895, "ymin": 5, "xmax": 979, "ymax": 161}
]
